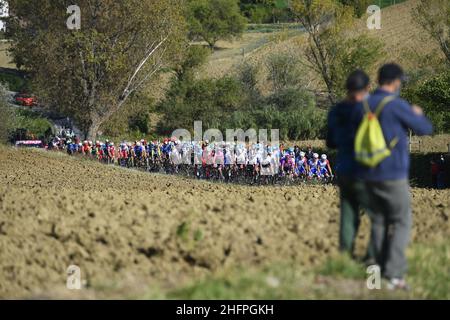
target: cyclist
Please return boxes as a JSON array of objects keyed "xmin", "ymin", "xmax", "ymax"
[
  {"xmin": 308, "ymin": 153, "xmax": 321, "ymax": 179},
  {"xmin": 318, "ymin": 154, "xmax": 333, "ymax": 179},
  {"xmin": 295, "ymin": 151, "xmax": 309, "ymax": 177}
]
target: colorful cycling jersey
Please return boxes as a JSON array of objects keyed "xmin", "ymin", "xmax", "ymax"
[
  {"xmin": 134, "ymin": 145, "xmax": 144, "ymax": 157},
  {"xmin": 102, "ymin": 144, "xmax": 109, "ymax": 156},
  {"xmin": 318, "ymin": 159, "xmax": 330, "ymax": 175},
  {"xmin": 296, "ymin": 156, "xmax": 308, "ymax": 167},
  {"xmin": 67, "ymin": 143, "xmax": 77, "ymax": 153},
  {"xmin": 161, "ymin": 143, "xmax": 171, "ymax": 155},
  {"xmin": 224, "ymin": 149, "xmax": 233, "ymax": 165},
  {"xmin": 295, "ymin": 156, "xmax": 308, "ymax": 175},
  {"xmin": 214, "ymin": 149, "xmax": 224, "ymax": 166},
  {"xmin": 236, "ymin": 147, "xmax": 247, "ymax": 165},
  {"xmin": 82, "ymin": 145, "xmax": 91, "ymax": 154},
  {"xmin": 308, "ymin": 159, "xmax": 321, "ymax": 176},
  {"xmin": 120, "ymin": 146, "xmax": 128, "ymax": 158},
  {"xmin": 283, "ymin": 156, "xmax": 295, "ymax": 168}
]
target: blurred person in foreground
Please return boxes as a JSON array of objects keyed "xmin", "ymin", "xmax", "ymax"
[
  {"xmin": 327, "ymin": 70, "xmax": 373, "ymax": 259},
  {"xmin": 352, "ymin": 63, "xmax": 433, "ymax": 290}
]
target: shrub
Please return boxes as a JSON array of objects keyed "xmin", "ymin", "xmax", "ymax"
[
  {"xmin": 404, "ymin": 69, "xmax": 450, "ymax": 133},
  {"xmin": 266, "ymin": 52, "xmax": 303, "ymax": 93}
]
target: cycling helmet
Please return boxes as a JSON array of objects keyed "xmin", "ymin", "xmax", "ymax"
[
  {"xmin": 313, "ymin": 153, "xmax": 319, "ymax": 159},
  {"xmin": 321, "ymin": 154, "xmax": 327, "ymax": 160},
  {"xmin": 300, "ymin": 151, "xmax": 306, "ymax": 157}
]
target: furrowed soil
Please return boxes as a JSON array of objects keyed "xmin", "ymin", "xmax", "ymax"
[{"xmin": 0, "ymin": 146, "xmax": 449, "ymax": 298}]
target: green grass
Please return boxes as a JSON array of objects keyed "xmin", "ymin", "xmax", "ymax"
[
  {"xmin": 163, "ymin": 241, "xmax": 450, "ymax": 300},
  {"xmin": 319, "ymin": 254, "xmax": 367, "ymax": 280},
  {"xmin": 408, "ymin": 242, "xmax": 450, "ymax": 299}
]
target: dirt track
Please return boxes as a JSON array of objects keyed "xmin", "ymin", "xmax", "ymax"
[{"xmin": 0, "ymin": 147, "xmax": 449, "ymax": 298}]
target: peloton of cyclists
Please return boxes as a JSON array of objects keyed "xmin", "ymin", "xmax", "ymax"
[{"xmin": 48, "ymin": 135, "xmax": 334, "ymax": 183}]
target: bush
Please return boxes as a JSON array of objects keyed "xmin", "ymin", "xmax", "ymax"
[
  {"xmin": 0, "ymin": 82, "xmax": 51, "ymax": 143},
  {"xmin": 14, "ymin": 109, "xmax": 53, "ymax": 139},
  {"xmin": 404, "ymin": 69, "xmax": 450, "ymax": 134},
  {"xmin": 157, "ymin": 76, "xmax": 245, "ymax": 135},
  {"xmin": 187, "ymin": 0, "xmax": 247, "ymax": 49},
  {"xmin": 158, "ymin": 67, "xmax": 326, "ymax": 140},
  {"xmin": 0, "ymin": 73, "xmax": 29, "ymax": 92},
  {"xmin": 338, "ymin": 0, "xmax": 371, "ymax": 18},
  {"xmin": 249, "ymin": 105, "xmax": 326, "ymax": 141},
  {"xmin": 266, "ymin": 53, "xmax": 303, "ymax": 93},
  {"xmin": 240, "ymin": 1, "xmax": 294, "ymax": 24}
]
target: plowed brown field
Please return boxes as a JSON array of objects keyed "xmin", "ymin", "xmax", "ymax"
[{"xmin": 0, "ymin": 146, "xmax": 448, "ymax": 298}]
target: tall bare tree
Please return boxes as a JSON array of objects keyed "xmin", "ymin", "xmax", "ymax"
[
  {"xmin": 291, "ymin": 0, "xmax": 384, "ymax": 104},
  {"xmin": 413, "ymin": 0, "xmax": 450, "ymax": 64},
  {"xmin": 7, "ymin": 0, "xmax": 186, "ymax": 139}
]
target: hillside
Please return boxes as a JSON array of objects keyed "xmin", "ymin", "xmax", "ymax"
[{"xmin": 201, "ymin": 0, "xmax": 440, "ymax": 84}]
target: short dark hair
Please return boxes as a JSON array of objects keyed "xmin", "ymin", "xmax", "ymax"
[
  {"xmin": 378, "ymin": 63, "xmax": 404, "ymax": 86},
  {"xmin": 346, "ymin": 70, "xmax": 370, "ymax": 93}
]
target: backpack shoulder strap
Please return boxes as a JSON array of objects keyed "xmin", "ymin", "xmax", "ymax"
[
  {"xmin": 375, "ymin": 95, "xmax": 396, "ymax": 117},
  {"xmin": 363, "ymin": 99, "xmax": 371, "ymax": 114}
]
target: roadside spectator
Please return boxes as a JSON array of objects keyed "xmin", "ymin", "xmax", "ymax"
[
  {"xmin": 437, "ymin": 155, "xmax": 446, "ymax": 189},
  {"xmin": 327, "ymin": 70, "xmax": 373, "ymax": 259},
  {"xmin": 353, "ymin": 63, "xmax": 433, "ymax": 290},
  {"xmin": 306, "ymin": 146, "xmax": 314, "ymax": 160},
  {"xmin": 431, "ymin": 158, "xmax": 439, "ymax": 188}
]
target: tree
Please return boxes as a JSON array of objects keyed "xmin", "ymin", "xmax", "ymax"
[
  {"xmin": 266, "ymin": 52, "xmax": 304, "ymax": 93},
  {"xmin": 240, "ymin": 0, "xmax": 293, "ymax": 23},
  {"xmin": 291, "ymin": 0, "xmax": 384, "ymax": 104},
  {"xmin": 404, "ymin": 69, "xmax": 450, "ymax": 133},
  {"xmin": 413, "ymin": 0, "xmax": 450, "ymax": 64},
  {"xmin": 7, "ymin": 0, "xmax": 186, "ymax": 139},
  {"xmin": 174, "ymin": 45, "xmax": 211, "ymax": 81},
  {"xmin": 187, "ymin": 0, "xmax": 247, "ymax": 50},
  {"xmin": 338, "ymin": 0, "xmax": 371, "ymax": 18}
]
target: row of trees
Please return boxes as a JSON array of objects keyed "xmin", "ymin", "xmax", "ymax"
[
  {"xmin": 239, "ymin": 1, "xmax": 372, "ymax": 23},
  {"xmin": 240, "ymin": 0, "xmax": 293, "ymax": 24}
]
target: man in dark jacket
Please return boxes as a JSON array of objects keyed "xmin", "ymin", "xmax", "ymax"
[
  {"xmin": 327, "ymin": 70, "xmax": 372, "ymax": 258},
  {"xmin": 352, "ymin": 64, "xmax": 433, "ymax": 290}
]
